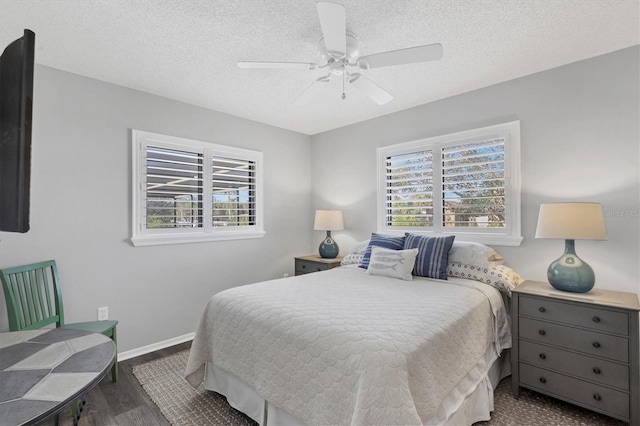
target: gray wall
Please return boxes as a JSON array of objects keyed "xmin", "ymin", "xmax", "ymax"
[
  {"xmin": 0, "ymin": 66, "xmax": 313, "ymax": 352},
  {"xmin": 1, "ymin": 46, "xmax": 638, "ymax": 354},
  {"xmin": 311, "ymin": 46, "xmax": 640, "ymax": 295}
]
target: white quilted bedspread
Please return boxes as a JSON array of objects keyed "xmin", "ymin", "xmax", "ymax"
[{"xmin": 185, "ymin": 266, "xmax": 510, "ymax": 425}]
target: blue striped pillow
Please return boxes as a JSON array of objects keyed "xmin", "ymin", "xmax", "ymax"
[
  {"xmin": 404, "ymin": 234, "xmax": 455, "ymax": 279},
  {"xmin": 359, "ymin": 233, "xmax": 406, "ymax": 269}
]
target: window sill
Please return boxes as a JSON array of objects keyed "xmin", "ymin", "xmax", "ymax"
[{"xmin": 130, "ymin": 230, "xmax": 266, "ymax": 247}]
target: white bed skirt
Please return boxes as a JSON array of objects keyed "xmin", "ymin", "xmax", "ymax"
[{"xmin": 204, "ymin": 347, "xmax": 511, "ymax": 426}]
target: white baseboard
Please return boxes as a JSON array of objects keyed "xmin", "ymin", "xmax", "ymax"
[{"xmin": 117, "ymin": 332, "xmax": 194, "ymax": 361}]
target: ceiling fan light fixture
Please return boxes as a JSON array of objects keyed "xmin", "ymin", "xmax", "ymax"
[
  {"xmin": 357, "ymin": 58, "xmax": 371, "ymax": 70},
  {"xmin": 237, "ymin": 2, "xmax": 442, "ymax": 106},
  {"xmin": 317, "ymin": 32, "xmax": 359, "ymax": 64}
]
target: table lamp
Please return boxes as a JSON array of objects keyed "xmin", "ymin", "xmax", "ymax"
[
  {"xmin": 535, "ymin": 203, "xmax": 606, "ymax": 293},
  {"xmin": 314, "ymin": 210, "xmax": 344, "ymax": 258}
]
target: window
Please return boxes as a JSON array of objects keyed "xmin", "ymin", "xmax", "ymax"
[
  {"xmin": 377, "ymin": 121, "xmax": 522, "ymax": 246},
  {"xmin": 131, "ymin": 130, "xmax": 264, "ymax": 246}
]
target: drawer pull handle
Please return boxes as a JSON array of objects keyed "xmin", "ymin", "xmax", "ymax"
[
  {"xmin": 592, "ymin": 341, "xmax": 601, "ymax": 348},
  {"xmin": 538, "ymin": 329, "xmax": 546, "ymax": 336},
  {"xmin": 539, "ymin": 353, "xmax": 546, "ymax": 360},
  {"xmin": 301, "ymin": 265, "xmax": 306, "ymax": 269},
  {"xmin": 592, "ymin": 316, "xmax": 601, "ymax": 323},
  {"xmin": 593, "ymin": 394, "xmax": 602, "ymax": 402},
  {"xmin": 538, "ymin": 307, "xmax": 546, "ymax": 313},
  {"xmin": 539, "ymin": 377, "xmax": 547, "ymax": 384},
  {"xmin": 593, "ymin": 367, "xmax": 601, "ymax": 375}
]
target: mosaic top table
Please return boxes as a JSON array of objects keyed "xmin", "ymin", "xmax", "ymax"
[{"xmin": 0, "ymin": 328, "xmax": 116, "ymax": 425}]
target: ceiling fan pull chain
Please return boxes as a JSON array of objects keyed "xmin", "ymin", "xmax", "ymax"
[{"xmin": 342, "ymin": 71, "xmax": 346, "ymax": 100}]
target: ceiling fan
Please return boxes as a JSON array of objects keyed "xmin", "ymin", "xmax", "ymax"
[{"xmin": 237, "ymin": 1, "xmax": 443, "ymax": 106}]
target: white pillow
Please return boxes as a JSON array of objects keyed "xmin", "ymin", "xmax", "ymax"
[
  {"xmin": 353, "ymin": 239, "xmax": 370, "ymax": 254},
  {"xmin": 367, "ymin": 246, "xmax": 418, "ymax": 281},
  {"xmin": 447, "ymin": 262, "xmax": 523, "ymax": 294},
  {"xmin": 448, "ymin": 241, "xmax": 504, "ymax": 267}
]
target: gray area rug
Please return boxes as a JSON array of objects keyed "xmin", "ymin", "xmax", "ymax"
[{"xmin": 133, "ymin": 350, "xmax": 626, "ymax": 426}]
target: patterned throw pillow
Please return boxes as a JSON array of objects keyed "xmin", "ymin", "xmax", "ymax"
[
  {"xmin": 359, "ymin": 233, "xmax": 406, "ymax": 269},
  {"xmin": 367, "ymin": 247, "xmax": 419, "ymax": 281},
  {"xmin": 341, "ymin": 252, "xmax": 364, "ymax": 266},
  {"xmin": 447, "ymin": 262, "xmax": 524, "ymax": 294},
  {"xmin": 404, "ymin": 234, "xmax": 455, "ymax": 280}
]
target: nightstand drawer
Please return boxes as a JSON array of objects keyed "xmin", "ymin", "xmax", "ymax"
[
  {"xmin": 294, "ymin": 255, "xmax": 343, "ymax": 276},
  {"xmin": 520, "ymin": 364, "xmax": 629, "ymax": 419},
  {"xmin": 520, "ymin": 295, "xmax": 629, "ymax": 335},
  {"xmin": 295, "ymin": 259, "xmax": 329, "ymax": 275},
  {"xmin": 519, "ymin": 317, "xmax": 628, "ymax": 363},
  {"xmin": 519, "ymin": 340, "xmax": 629, "ymax": 390}
]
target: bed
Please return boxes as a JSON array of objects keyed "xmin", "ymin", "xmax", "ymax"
[{"xmin": 184, "ymin": 248, "xmax": 517, "ymax": 425}]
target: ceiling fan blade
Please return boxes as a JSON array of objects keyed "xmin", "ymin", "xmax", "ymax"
[
  {"xmin": 357, "ymin": 43, "xmax": 443, "ymax": 70},
  {"xmin": 293, "ymin": 76, "xmax": 331, "ymax": 106},
  {"xmin": 316, "ymin": 1, "xmax": 346, "ymax": 59},
  {"xmin": 348, "ymin": 73, "xmax": 393, "ymax": 105},
  {"xmin": 238, "ymin": 61, "xmax": 317, "ymax": 70}
]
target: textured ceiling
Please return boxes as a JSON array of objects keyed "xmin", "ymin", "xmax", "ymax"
[{"xmin": 0, "ymin": 0, "xmax": 638, "ymax": 135}]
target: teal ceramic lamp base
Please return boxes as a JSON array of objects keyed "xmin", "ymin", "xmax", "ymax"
[
  {"xmin": 547, "ymin": 239, "xmax": 595, "ymax": 293},
  {"xmin": 319, "ymin": 230, "xmax": 339, "ymax": 259}
]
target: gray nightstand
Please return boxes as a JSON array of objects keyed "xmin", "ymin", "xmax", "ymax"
[
  {"xmin": 511, "ymin": 280, "xmax": 640, "ymax": 424},
  {"xmin": 294, "ymin": 255, "xmax": 343, "ymax": 276}
]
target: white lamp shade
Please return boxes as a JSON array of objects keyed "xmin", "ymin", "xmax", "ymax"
[
  {"xmin": 314, "ymin": 210, "xmax": 344, "ymax": 231},
  {"xmin": 535, "ymin": 203, "xmax": 606, "ymax": 240}
]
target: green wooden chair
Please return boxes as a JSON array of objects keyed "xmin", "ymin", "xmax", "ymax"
[{"xmin": 0, "ymin": 260, "xmax": 118, "ymax": 382}]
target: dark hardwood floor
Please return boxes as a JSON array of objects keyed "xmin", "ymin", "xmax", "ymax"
[{"xmin": 56, "ymin": 341, "xmax": 192, "ymax": 426}]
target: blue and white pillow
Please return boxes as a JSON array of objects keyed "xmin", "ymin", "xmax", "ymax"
[
  {"xmin": 359, "ymin": 233, "xmax": 406, "ymax": 269},
  {"xmin": 404, "ymin": 234, "xmax": 455, "ymax": 280},
  {"xmin": 367, "ymin": 246, "xmax": 418, "ymax": 281}
]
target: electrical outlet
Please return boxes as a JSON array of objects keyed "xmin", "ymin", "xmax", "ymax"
[
  {"xmin": 283, "ymin": 273, "xmax": 289, "ymax": 278},
  {"xmin": 97, "ymin": 306, "xmax": 108, "ymax": 321}
]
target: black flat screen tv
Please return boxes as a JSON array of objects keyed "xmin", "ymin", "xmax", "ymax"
[{"xmin": 0, "ymin": 29, "xmax": 34, "ymax": 233}]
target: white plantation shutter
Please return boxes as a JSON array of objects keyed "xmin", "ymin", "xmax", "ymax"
[
  {"xmin": 146, "ymin": 146, "xmax": 204, "ymax": 229},
  {"xmin": 131, "ymin": 131, "xmax": 264, "ymax": 246},
  {"xmin": 211, "ymin": 156, "xmax": 256, "ymax": 227},
  {"xmin": 378, "ymin": 121, "xmax": 522, "ymax": 246},
  {"xmin": 441, "ymin": 138, "xmax": 506, "ymax": 229},
  {"xmin": 384, "ymin": 150, "xmax": 434, "ymax": 227}
]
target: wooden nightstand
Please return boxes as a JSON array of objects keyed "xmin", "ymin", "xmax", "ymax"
[
  {"xmin": 511, "ymin": 280, "xmax": 640, "ymax": 424},
  {"xmin": 294, "ymin": 255, "xmax": 343, "ymax": 276}
]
